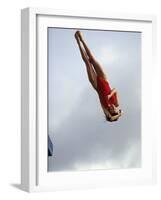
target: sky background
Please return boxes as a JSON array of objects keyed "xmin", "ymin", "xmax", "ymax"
[{"xmin": 48, "ymin": 28, "xmax": 141, "ymax": 172}]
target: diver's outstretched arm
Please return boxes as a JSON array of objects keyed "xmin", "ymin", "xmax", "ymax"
[{"xmin": 108, "ymin": 88, "xmax": 119, "ymax": 107}]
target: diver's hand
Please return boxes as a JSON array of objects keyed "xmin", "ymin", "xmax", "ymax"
[{"xmin": 107, "ymin": 94, "xmax": 111, "ymax": 100}]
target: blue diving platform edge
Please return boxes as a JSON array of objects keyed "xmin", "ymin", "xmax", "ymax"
[{"xmin": 48, "ymin": 135, "xmax": 53, "ymax": 156}]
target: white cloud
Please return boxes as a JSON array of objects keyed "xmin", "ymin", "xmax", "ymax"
[
  {"xmin": 97, "ymin": 46, "xmax": 118, "ymax": 64},
  {"xmin": 73, "ymin": 142, "xmax": 141, "ymax": 171}
]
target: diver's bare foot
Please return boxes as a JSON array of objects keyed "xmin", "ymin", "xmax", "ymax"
[
  {"xmin": 77, "ymin": 31, "xmax": 83, "ymax": 41},
  {"xmin": 75, "ymin": 31, "xmax": 80, "ymax": 39}
]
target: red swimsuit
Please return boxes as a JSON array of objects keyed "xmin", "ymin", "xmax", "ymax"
[{"xmin": 97, "ymin": 76, "xmax": 117, "ymax": 108}]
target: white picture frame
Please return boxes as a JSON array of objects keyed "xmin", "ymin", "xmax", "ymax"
[{"xmin": 21, "ymin": 7, "xmax": 157, "ymax": 192}]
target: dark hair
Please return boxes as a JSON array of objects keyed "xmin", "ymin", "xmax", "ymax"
[
  {"xmin": 105, "ymin": 107, "xmax": 122, "ymax": 122},
  {"xmin": 105, "ymin": 108, "xmax": 122, "ymax": 122},
  {"xmin": 108, "ymin": 105, "xmax": 120, "ymax": 117}
]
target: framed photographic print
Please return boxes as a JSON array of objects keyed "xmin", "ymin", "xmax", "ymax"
[{"xmin": 21, "ymin": 7, "xmax": 157, "ymax": 192}]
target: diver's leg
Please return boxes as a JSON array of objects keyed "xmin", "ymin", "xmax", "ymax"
[
  {"xmin": 75, "ymin": 34, "xmax": 97, "ymax": 90},
  {"xmin": 77, "ymin": 31, "xmax": 107, "ymax": 79}
]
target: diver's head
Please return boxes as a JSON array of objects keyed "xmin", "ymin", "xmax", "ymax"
[
  {"xmin": 108, "ymin": 104, "xmax": 121, "ymax": 116},
  {"xmin": 105, "ymin": 105, "xmax": 122, "ymax": 122}
]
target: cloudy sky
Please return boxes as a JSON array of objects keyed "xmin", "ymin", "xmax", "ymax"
[{"xmin": 48, "ymin": 28, "xmax": 141, "ymax": 172}]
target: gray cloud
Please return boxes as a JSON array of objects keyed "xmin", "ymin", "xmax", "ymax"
[{"xmin": 48, "ymin": 84, "xmax": 141, "ymax": 171}]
